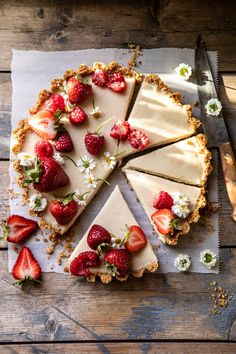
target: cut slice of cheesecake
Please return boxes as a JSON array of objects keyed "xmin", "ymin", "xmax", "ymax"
[
  {"xmin": 123, "ymin": 169, "xmax": 206, "ymax": 246},
  {"xmin": 11, "ymin": 63, "xmax": 137, "ymax": 235},
  {"xmin": 118, "ymin": 74, "xmax": 200, "ymax": 158},
  {"xmin": 123, "ymin": 134, "xmax": 212, "ymax": 187},
  {"xmin": 68, "ymin": 185, "xmax": 158, "ymax": 283}
]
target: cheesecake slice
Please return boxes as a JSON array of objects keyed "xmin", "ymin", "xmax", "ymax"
[
  {"xmin": 124, "ymin": 134, "xmax": 212, "ymax": 187},
  {"xmin": 118, "ymin": 74, "xmax": 200, "ymax": 158},
  {"xmin": 11, "ymin": 62, "xmax": 137, "ymax": 234},
  {"xmin": 68, "ymin": 185, "xmax": 158, "ymax": 283},
  {"xmin": 123, "ymin": 169, "xmax": 206, "ymax": 246}
]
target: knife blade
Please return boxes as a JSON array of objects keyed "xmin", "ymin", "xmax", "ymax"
[{"xmin": 195, "ymin": 35, "xmax": 236, "ymax": 221}]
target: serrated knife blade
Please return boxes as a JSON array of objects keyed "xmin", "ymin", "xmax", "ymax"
[{"xmin": 195, "ymin": 35, "xmax": 236, "ymax": 221}]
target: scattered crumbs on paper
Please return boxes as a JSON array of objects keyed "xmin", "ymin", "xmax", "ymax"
[
  {"xmin": 127, "ymin": 43, "xmax": 143, "ymax": 67},
  {"xmin": 209, "ymin": 281, "xmax": 231, "ymax": 316},
  {"xmin": 12, "ymin": 245, "xmax": 19, "ymax": 254}
]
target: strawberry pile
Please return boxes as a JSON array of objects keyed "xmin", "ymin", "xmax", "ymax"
[
  {"xmin": 151, "ymin": 191, "xmax": 182, "ymax": 236},
  {"xmin": 92, "ymin": 69, "xmax": 126, "ymax": 93},
  {"xmin": 110, "ymin": 121, "xmax": 150, "ymax": 150},
  {"xmin": 70, "ymin": 223, "xmax": 148, "ymax": 279}
]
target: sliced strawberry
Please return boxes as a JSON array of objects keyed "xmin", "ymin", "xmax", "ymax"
[
  {"xmin": 34, "ymin": 140, "xmax": 54, "ymax": 159},
  {"xmin": 92, "ymin": 69, "xmax": 108, "ymax": 87},
  {"xmin": 107, "ymin": 73, "xmax": 126, "ymax": 93},
  {"xmin": 12, "ymin": 246, "xmax": 41, "ymax": 287},
  {"xmin": 124, "ymin": 225, "xmax": 147, "ymax": 252},
  {"xmin": 28, "ymin": 110, "xmax": 57, "ymax": 140},
  {"xmin": 0, "ymin": 215, "xmax": 38, "ymax": 244},
  {"xmin": 128, "ymin": 129, "xmax": 150, "ymax": 150},
  {"xmin": 70, "ymin": 251, "xmax": 100, "ymax": 277},
  {"xmin": 151, "ymin": 209, "xmax": 175, "ymax": 235},
  {"xmin": 110, "ymin": 121, "xmax": 131, "ymax": 140},
  {"xmin": 153, "ymin": 191, "xmax": 174, "ymax": 210},
  {"xmin": 45, "ymin": 93, "xmax": 65, "ymax": 114}
]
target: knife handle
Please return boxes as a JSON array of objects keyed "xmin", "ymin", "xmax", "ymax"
[{"xmin": 219, "ymin": 142, "xmax": 236, "ymax": 222}]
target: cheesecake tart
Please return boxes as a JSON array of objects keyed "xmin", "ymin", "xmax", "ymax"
[
  {"xmin": 118, "ymin": 74, "xmax": 200, "ymax": 158},
  {"xmin": 123, "ymin": 169, "xmax": 206, "ymax": 245},
  {"xmin": 123, "ymin": 134, "xmax": 212, "ymax": 187},
  {"xmin": 68, "ymin": 185, "xmax": 158, "ymax": 283},
  {"xmin": 11, "ymin": 62, "xmax": 140, "ymax": 234}
]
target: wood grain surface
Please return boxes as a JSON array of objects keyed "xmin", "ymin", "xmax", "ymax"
[
  {"xmin": 0, "ymin": 0, "xmax": 236, "ymax": 71},
  {"xmin": 0, "ymin": 249, "xmax": 236, "ymax": 341},
  {"xmin": 0, "ymin": 0, "xmax": 236, "ymax": 351}
]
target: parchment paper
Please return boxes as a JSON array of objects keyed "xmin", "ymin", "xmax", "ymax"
[{"xmin": 9, "ymin": 48, "xmax": 219, "ymax": 274}]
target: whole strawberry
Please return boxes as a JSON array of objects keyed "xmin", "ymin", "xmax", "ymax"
[
  {"xmin": 54, "ymin": 130, "xmax": 74, "ymax": 153},
  {"xmin": 70, "ymin": 251, "xmax": 100, "ymax": 277},
  {"xmin": 153, "ymin": 191, "xmax": 174, "ymax": 210},
  {"xmin": 87, "ymin": 224, "xmax": 111, "ymax": 253},
  {"xmin": 26, "ymin": 156, "xmax": 70, "ymax": 193},
  {"xmin": 67, "ymin": 77, "xmax": 92, "ymax": 104},
  {"xmin": 34, "ymin": 140, "xmax": 54, "ymax": 159},
  {"xmin": 107, "ymin": 73, "xmax": 126, "ymax": 93},
  {"xmin": 45, "ymin": 93, "xmax": 65, "ymax": 114},
  {"xmin": 50, "ymin": 194, "xmax": 78, "ymax": 225},
  {"xmin": 110, "ymin": 121, "xmax": 131, "ymax": 140},
  {"xmin": 128, "ymin": 129, "xmax": 150, "ymax": 150},
  {"xmin": 0, "ymin": 215, "xmax": 38, "ymax": 244},
  {"xmin": 92, "ymin": 69, "xmax": 108, "ymax": 87},
  {"xmin": 69, "ymin": 106, "xmax": 88, "ymax": 125},
  {"xmin": 84, "ymin": 132, "xmax": 105, "ymax": 156},
  {"xmin": 104, "ymin": 249, "xmax": 131, "ymax": 278}
]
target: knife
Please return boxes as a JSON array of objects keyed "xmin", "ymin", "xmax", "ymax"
[{"xmin": 195, "ymin": 35, "xmax": 236, "ymax": 222}]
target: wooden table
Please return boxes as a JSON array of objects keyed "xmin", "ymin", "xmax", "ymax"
[{"xmin": 0, "ymin": 1, "xmax": 236, "ymax": 353}]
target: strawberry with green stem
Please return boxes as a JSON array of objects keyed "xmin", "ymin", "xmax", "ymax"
[
  {"xmin": 84, "ymin": 116, "xmax": 115, "ymax": 156},
  {"xmin": 151, "ymin": 209, "xmax": 182, "ymax": 236},
  {"xmin": 0, "ymin": 215, "xmax": 38, "ymax": 244},
  {"xmin": 87, "ymin": 224, "xmax": 111, "ymax": 254},
  {"xmin": 50, "ymin": 193, "xmax": 78, "ymax": 225},
  {"xmin": 12, "ymin": 246, "xmax": 42, "ymax": 289}
]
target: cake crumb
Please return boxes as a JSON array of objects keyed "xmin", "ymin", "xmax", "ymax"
[
  {"xmin": 12, "ymin": 246, "xmax": 19, "ymax": 254},
  {"xmin": 127, "ymin": 44, "xmax": 143, "ymax": 67},
  {"xmin": 209, "ymin": 282, "xmax": 231, "ymax": 315}
]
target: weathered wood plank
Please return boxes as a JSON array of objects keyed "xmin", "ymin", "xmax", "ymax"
[
  {"xmin": 0, "ymin": 0, "xmax": 236, "ymax": 71},
  {"xmin": 0, "ymin": 248, "xmax": 235, "ymax": 341},
  {"xmin": 0, "ymin": 342, "xmax": 236, "ymax": 354}
]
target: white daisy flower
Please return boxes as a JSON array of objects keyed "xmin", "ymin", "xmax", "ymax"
[
  {"xmin": 73, "ymin": 189, "xmax": 88, "ymax": 206},
  {"xmin": 77, "ymin": 155, "xmax": 96, "ymax": 173},
  {"xmin": 53, "ymin": 152, "xmax": 65, "ymax": 165},
  {"xmin": 200, "ymin": 249, "xmax": 217, "ymax": 269},
  {"xmin": 172, "ymin": 203, "xmax": 190, "ymax": 218},
  {"xmin": 205, "ymin": 98, "xmax": 222, "ymax": 116},
  {"xmin": 84, "ymin": 172, "xmax": 97, "ymax": 189},
  {"xmin": 17, "ymin": 152, "xmax": 35, "ymax": 167},
  {"xmin": 175, "ymin": 63, "xmax": 192, "ymax": 81},
  {"xmin": 29, "ymin": 193, "xmax": 48, "ymax": 212},
  {"xmin": 91, "ymin": 106, "xmax": 102, "ymax": 118},
  {"xmin": 174, "ymin": 254, "xmax": 191, "ymax": 272},
  {"xmin": 172, "ymin": 192, "xmax": 189, "ymax": 205},
  {"xmin": 102, "ymin": 152, "xmax": 116, "ymax": 170}
]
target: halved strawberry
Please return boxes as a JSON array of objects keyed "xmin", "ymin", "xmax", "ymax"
[
  {"xmin": 12, "ymin": 246, "xmax": 41, "ymax": 288},
  {"xmin": 124, "ymin": 225, "xmax": 147, "ymax": 252},
  {"xmin": 107, "ymin": 73, "xmax": 126, "ymax": 93},
  {"xmin": 0, "ymin": 215, "xmax": 38, "ymax": 243},
  {"xmin": 128, "ymin": 129, "xmax": 150, "ymax": 150},
  {"xmin": 110, "ymin": 121, "xmax": 131, "ymax": 140},
  {"xmin": 28, "ymin": 110, "xmax": 57, "ymax": 140},
  {"xmin": 70, "ymin": 251, "xmax": 100, "ymax": 277},
  {"xmin": 92, "ymin": 69, "xmax": 108, "ymax": 87},
  {"xmin": 151, "ymin": 209, "xmax": 175, "ymax": 235}
]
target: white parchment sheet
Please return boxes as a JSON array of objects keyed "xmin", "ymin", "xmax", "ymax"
[{"xmin": 9, "ymin": 48, "xmax": 219, "ymax": 274}]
